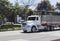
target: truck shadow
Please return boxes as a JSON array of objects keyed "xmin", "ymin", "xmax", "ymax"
[
  {"xmin": 39, "ymin": 29, "xmax": 60, "ymax": 32},
  {"xmin": 21, "ymin": 29, "xmax": 60, "ymax": 33}
]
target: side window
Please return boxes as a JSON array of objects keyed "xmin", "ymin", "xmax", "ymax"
[{"xmin": 37, "ymin": 17, "xmax": 38, "ymax": 20}]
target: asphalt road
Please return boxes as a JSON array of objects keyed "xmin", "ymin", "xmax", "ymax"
[{"xmin": 0, "ymin": 30, "xmax": 60, "ymax": 41}]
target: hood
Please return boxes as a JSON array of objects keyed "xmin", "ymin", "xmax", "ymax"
[
  {"xmin": 26, "ymin": 20, "xmax": 35, "ymax": 25},
  {"xmin": 27, "ymin": 20, "xmax": 35, "ymax": 23}
]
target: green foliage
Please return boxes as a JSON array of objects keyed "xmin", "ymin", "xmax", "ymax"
[
  {"xmin": 0, "ymin": 0, "xmax": 25, "ymax": 22},
  {"xmin": 56, "ymin": 3, "xmax": 60, "ymax": 10},
  {"xmin": 0, "ymin": 25, "xmax": 21, "ymax": 31},
  {"xmin": 33, "ymin": 10, "xmax": 38, "ymax": 15},
  {"xmin": 0, "ymin": 0, "xmax": 59, "ymax": 21},
  {"xmin": 36, "ymin": 0, "xmax": 55, "ymax": 15},
  {"xmin": 0, "ymin": 0, "xmax": 13, "ymax": 22},
  {"xmin": 25, "ymin": 9, "xmax": 33, "ymax": 16},
  {"xmin": 37, "ymin": 0, "xmax": 55, "ymax": 11}
]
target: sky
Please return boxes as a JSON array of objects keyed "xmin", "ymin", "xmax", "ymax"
[{"xmin": 9, "ymin": 0, "xmax": 60, "ymax": 10}]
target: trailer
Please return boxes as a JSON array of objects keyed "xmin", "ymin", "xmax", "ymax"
[{"xmin": 22, "ymin": 15, "xmax": 60, "ymax": 32}]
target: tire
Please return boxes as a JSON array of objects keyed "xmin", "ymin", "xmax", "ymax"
[
  {"xmin": 23, "ymin": 30, "xmax": 27, "ymax": 33},
  {"xmin": 47, "ymin": 27, "xmax": 51, "ymax": 31},
  {"xmin": 31, "ymin": 26, "xmax": 37, "ymax": 32},
  {"xmin": 47, "ymin": 26, "xmax": 54, "ymax": 31}
]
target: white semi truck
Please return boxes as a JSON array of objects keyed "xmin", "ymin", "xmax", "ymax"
[{"xmin": 22, "ymin": 15, "xmax": 60, "ymax": 32}]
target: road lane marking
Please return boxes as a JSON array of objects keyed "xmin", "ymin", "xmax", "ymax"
[{"xmin": 9, "ymin": 39, "xmax": 29, "ymax": 41}]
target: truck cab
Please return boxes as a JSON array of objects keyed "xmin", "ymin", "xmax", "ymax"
[{"xmin": 22, "ymin": 15, "xmax": 44, "ymax": 32}]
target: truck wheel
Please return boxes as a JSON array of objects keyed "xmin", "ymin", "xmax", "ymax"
[
  {"xmin": 52, "ymin": 26, "xmax": 54, "ymax": 31},
  {"xmin": 31, "ymin": 26, "xmax": 37, "ymax": 32},
  {"xmin": 47, "ymin": 27, "xmax": 50, "ymax": 31},
  {"xmin": 23, "ymin": 30, "xmax": 27, "ymax": 33},
  {"xmin": 46, "ymin": 26, "xmax": 51, "ymax": 31},
  {"xmin": 47, "ymin": 26, "xmax": 54, "ymax": 31}
]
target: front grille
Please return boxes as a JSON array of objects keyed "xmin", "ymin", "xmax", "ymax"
[{"xmin": 22, "ymin": 23, "xmax": 26, "ymax": 27}]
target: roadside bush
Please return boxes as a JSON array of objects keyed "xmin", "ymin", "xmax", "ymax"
[
  {"xmin": 0, "ymin": 25, "xmax": 21, "ymax": 31},
  {"xmin": 4, "ymin": 22, "xmax": 14, "ymax": 25}
]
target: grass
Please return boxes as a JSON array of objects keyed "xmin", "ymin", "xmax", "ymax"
[{"xmin": 0, "ymin": 25, "xmax": 21, "ymax": 31}]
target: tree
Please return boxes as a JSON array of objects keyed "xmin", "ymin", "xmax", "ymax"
[
  {"xmin": 6, "ymin": 0, "xmax": 25, "ymax": 22},
  {"xmin": 0, "ymin": 0, "xmax": 25, "ymax": 24},
  {"xmin": 19, "ymin": 0, "xmax": 37, "ymax": 19},
  {"xmin": 12, "ymin": 0, "xmax": 25, "ymax": 22},
  {"xmin": 56, "ymin": 2, "xmax": 60, "ymax": 10},
  {"xmin": 0, "ymin": 0, "xmax": 12, "ymax": 24},
  {"xmin": 36, "ymin": 0, "xmax": 55, "ymax": 15},
  {"xmin": 33, "ymin": 10, "xmax": 38, "ymax": 15},
  {"xmin": 20, "ymin": 0, "xmax": 36, "ymax": 8},
  {"xmin": 25, "ymin": 9, "xmax": 33, "ymax": 17}
]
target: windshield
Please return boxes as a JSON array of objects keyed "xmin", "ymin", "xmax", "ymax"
[{"xmin": 28, "ymin": 17, "xmax": 36, "ymax": 20}]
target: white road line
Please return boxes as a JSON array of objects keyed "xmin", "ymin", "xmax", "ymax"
[{"xmin": 9, "ymin": 39, "xmax": 29, "ymax": 41}]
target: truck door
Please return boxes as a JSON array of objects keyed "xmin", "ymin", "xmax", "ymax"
[{"xmin": 35, "ymin": 16, "xmax": 42, "ymax": 29}]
